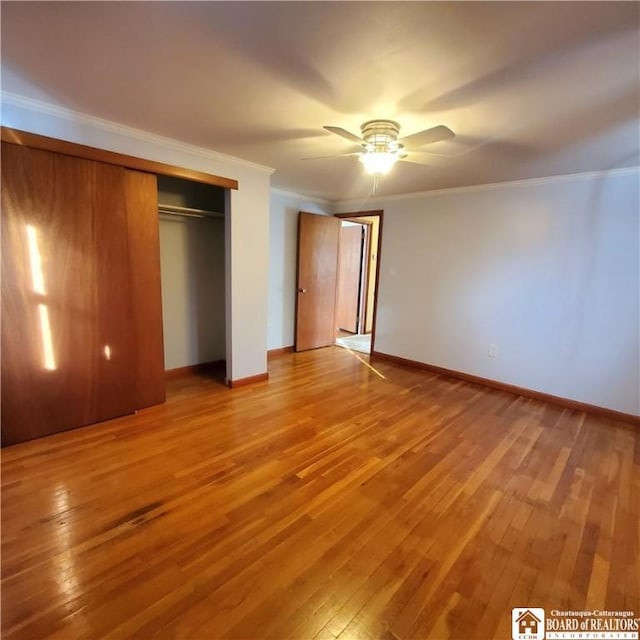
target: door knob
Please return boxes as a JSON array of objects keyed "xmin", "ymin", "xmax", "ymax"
[{"xmin": 298, "ymin": 287, "xmax": 307, "ymax": 293}]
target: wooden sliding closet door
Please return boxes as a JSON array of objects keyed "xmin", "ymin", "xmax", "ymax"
[
  {"xmin": 1, "ymin": 143, "xmax": 164, "ymax": 446},
  {"xmin": 124, "ymin": 170, "xmax": 165, "ymax": 409}
]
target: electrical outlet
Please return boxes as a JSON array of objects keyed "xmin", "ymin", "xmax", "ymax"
[{"xmin": 488, "ymin": 343, "xmax": 499, "ymax": 357}]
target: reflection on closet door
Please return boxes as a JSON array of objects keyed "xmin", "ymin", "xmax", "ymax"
[{"xmin": 1, "ymin": 143, "xmax": 138, "ymax": 445}]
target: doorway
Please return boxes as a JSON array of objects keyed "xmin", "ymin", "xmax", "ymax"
[{"xmin": 334, "ymin": 211, "xmax": 382, "ymax": 355}]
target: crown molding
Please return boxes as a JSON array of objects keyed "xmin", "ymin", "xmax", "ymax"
[
  {"xmin": 270, "ymin": 186, "xmax": 332, "ymax": 207},
  {"xmin": 0, "ymin": 91, "xmax": 276, "ymax": 175},
  {"xmin": 334, "ymin": 165, "xmax": 640, "ymax": 207}
]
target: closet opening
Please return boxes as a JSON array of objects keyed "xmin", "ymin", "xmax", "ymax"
[{"xmin": 157, "ymin": 175, "xmax": 228, "ymax": 385}]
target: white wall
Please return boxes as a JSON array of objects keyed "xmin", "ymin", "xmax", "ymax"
[
  {"xmin": 159, "ymin": 216, "xmax": 225, "ymax": 369},
  {"xmin": 1, "ymin": 93, "xmax": 273, "ymax": 382},
  {"xmin": 335, "ymin": 169, "xmax": 640, "ymax": 415},
  {"xmin": 268, "ymin": 190, "xmax": 331, "ymax": 350},
  {"xmin": 5, "ymin": 95, "xmax": 638, "ymax": 408}
]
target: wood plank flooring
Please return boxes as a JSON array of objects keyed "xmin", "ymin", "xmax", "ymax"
[{"xmin": 2, "ymin": 347, "xmax": 639, "ymax": 639}]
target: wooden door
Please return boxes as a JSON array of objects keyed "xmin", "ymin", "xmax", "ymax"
[
  {"xmin": 0, "ymin": 143, "xmax": 163, "ymax": 446},
  {"xmin": 335, "ymin": 224, "xmax": 364, "ymax": 333},
  {"xmin": 124, "ymin": 170, "xmax": 166, "ymax": 409},
  {"xmin": 295, "ymin": 212, "xmax": 340, "ymax": 351}
]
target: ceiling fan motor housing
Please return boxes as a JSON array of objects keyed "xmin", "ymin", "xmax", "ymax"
[{"xmin": 360, "ymin": 120, "xmax": 402, "ymax": 153}]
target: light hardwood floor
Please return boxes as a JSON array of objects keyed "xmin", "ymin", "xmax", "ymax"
[{"xmin": 2, "ymin": 347, "xmax": 639, "ymax": 639}]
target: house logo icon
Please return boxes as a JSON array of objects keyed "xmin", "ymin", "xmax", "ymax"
[{"xmin": 512, "ymin": 607, "xmax": 545, "ymax": 640}]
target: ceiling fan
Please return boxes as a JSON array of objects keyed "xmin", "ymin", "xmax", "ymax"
[{"xmin": 307, "ymin": 119, "xmax": 455, "ymax": 175}]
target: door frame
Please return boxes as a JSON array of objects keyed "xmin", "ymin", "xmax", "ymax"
[
  {"xmin": 334, "ymin": 210, "xmax": 383, "ymax": 354},
  {"xmin": 357, "ymin": 221, "xmax": 371, "ymax": 335}
]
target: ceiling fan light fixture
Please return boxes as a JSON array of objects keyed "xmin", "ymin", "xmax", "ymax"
[
  {"xmin": 358, "ymin": 151, "xmax": 399, "ymax": 175},
  {"xmin": 318, "ymin": 119, "xmax": 454, "ymax": 176}
]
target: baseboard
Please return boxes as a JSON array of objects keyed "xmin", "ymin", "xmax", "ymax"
[
  {"xmin": 371, "ymin": 350, "xmax": 640, "ymax": 426},
  {"xmin": 227, "ymin": 372, "xmax": 269, "ymax": 388},
  {"xmin": 165, "ymin": 360, "xmax": 225, "ymax": 379},
  {"xmin": 267, "ymin": 346, "xmax": 295, "ymax": 357}
]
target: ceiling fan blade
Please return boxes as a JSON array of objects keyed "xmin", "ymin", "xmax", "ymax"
[
  {"xmin": 323, "ymin": 126, "xmax": 364, "ymax": 144},
  {"xmin": 302, "ymin": 152, "xmax": 361, "ymax": 160},
  {"xmin": 398, "ymin": 125, "xmax": 454, "ymax": 147},
  {"xmin": 398, "ymin": 157, "xmax": 435, "ymax": 167},
  {"xmin": 404, "ymin": 149, "xmax": 456, "ymax": 159}
]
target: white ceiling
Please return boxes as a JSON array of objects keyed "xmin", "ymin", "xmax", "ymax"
[{"xmin": 1, "ymin": 1, "xmax": 639, "ymax": 201}]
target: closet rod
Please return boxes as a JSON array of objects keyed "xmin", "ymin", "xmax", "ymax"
[{"xmin": 158, "ymin": 204, "xmax": 224, "ymax": 219}]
